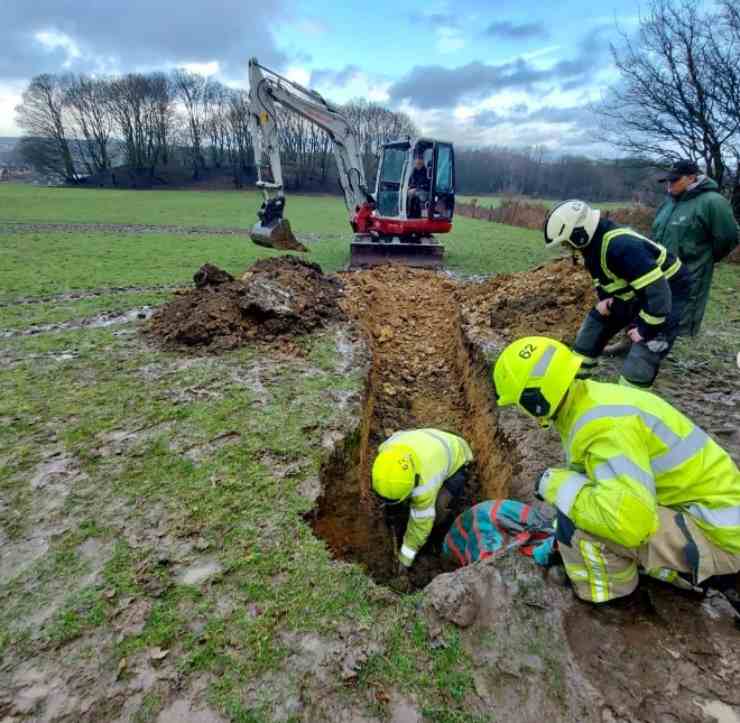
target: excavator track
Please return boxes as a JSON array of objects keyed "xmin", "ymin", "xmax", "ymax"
[{"xmin": 349, "ymin": 236, "xmax": 445, "ymax": 268}]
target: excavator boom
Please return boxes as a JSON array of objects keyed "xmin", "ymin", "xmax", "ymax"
[{"xmin": 247, "ymin": 58, "xmax": 370, "ymax": 251}]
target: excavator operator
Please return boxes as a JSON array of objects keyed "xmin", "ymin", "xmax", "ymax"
[{"xmin": 408, "ymin": 155, "xmax": 430, "ymax": 218}]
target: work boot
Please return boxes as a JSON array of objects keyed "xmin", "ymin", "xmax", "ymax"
[{"xmin": 604, "ymin": 333, "xmax": 632, "ymax": 356}]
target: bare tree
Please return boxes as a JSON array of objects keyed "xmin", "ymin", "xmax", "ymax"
[
  {"xmin": 15, "ymin": 74, "xmax": 79, "ymax": 182},
  {"xmin": 171, "ymin": 69, "xmax": 213, "ymax": 178},
  {"xmin": 107, "ymin": 73, "xmax": 174, "ymax": 180},
  {"xmin": 65, "ymin": 75, "xmax": 114, "ymax": 175},
  {"xmin": 597, "ymin": 0, "xmax": 740, "ymax": 185}
]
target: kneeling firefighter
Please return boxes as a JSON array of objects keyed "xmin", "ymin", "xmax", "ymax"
[
  {"xmin": 544, "ymin": 200, "xmax": 691, "ymax": 388},
  {"xmin": 493, "ymin": 336, "xmax": 740, "ymax": 617},
  {"xmin": 372, "ymin": 429, "xmax": 473, "ymax": 591}
]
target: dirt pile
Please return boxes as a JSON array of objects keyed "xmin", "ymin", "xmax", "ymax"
[
  {"xmin": 146, "ymin": 256, "xmax": 343, "ymax": 350},
  {"xmin": 460, "ymin": 258, "xmax": 593, "ymax": 346}
]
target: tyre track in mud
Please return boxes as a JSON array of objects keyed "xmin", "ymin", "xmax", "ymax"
[
  {"xmin": 1, "ymin": 221, "xmax": 253, "ymax": 237},
  {"xmin": 0, "ymin": 284, "xmax": 180, "ymax": 309},
  {"xmin": 309, "ymin": 266, "xmax": 516, "ymax": 588}
]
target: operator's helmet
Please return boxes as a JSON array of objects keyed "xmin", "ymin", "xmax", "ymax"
[
  {"xmin": 492, "ymin": 336, "xmax": 583, "ymax": 426},
  {"xmin": 544, "ymin": 200, "xmax": 600, "ymax": 249}
]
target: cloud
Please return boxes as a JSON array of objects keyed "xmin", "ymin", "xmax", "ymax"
[
  {"xmin": 473, "ymin": 105, "xmax": 594, "ymax": 129},
  {"xmin": 310, "ymin": 65, "xmax": 362, "ymax": 88},
  {"xmin": 1, "ymin": 0, "xmax": 288, "ymax": 83},
  {"xmin": 436, "ymin": 27, "xmax": 466, "ymax": 54},
  {"xmin": 407, "ymin": 11, "xmax": 460, "ymax": 29},
  {"xmin": 485, "ymin": 21, "xmax": 549, "ymax": 40},
  {"xmin": 388, "ymin": 25, "xmax": 611, "ymax": 110}
]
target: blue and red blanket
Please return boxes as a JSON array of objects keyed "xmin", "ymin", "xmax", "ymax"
[{"xmin": 443, "ymin": 499, "xmax": 556, "ymax": 567}]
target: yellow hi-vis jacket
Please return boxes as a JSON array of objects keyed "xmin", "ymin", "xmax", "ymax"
[
  {"xmin": 538, "ymin": 379, "xmax": 740, "ymax": 555},
  {"xmin": 380, "ymin": 429, "xmax": 473, "ymax": 567}
]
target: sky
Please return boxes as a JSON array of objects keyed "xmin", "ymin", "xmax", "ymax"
[{"xmin": 0, "ymin": 0, "xmax": 644, "ymax": 154}]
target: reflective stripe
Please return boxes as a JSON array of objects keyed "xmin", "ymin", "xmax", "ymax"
[
  {"xmin": 411, "ymin": 472, "xmax": 446, "ymax": 498},
  {"xmin": 593, "ymin": 454, "xmax": 656, "ymax": 495},
  {"xmin": 664, "ymin": 258, "xmax": 681, "ymax": 279},
  {"xmin": 580, "ymin": 540, "xmax": 610, "ymax": 603},
  {"xmin": 555, "ymin": 472, "xmax": 589, "ymax": 514},
  {"xmin": 685, "ymin": 504, "xmax": 740, "ymax": 528},
  {"xmin": 602, "ymin": 279, "xmax": 629, "ymax": 293},
  {"xmin": 631, "ymin": 265, "xmax": 664, "ymax": 290},
  {"xmin": 564, "ymin": 563, "xmax": 589, "ymax": 581},
  {"xmin": 638, "ymin": 309, "xmax": 666, "ymax": 325},
  {"xmin": 400, "ymin": 544, "xmax": 417, "ymax": 561},
  {"xmin": 532, "ymin": 345, "xmax": 557, "ymax": 377},
  {"xmin": 410, "ymin": 505, "xmax": 436, "ymax": 519},
  {"xmin": 610, "ymin": 561, "xmax": 638, "ymax": 583},
  {"xmin": 568, "ymin": 405, "xmax": 680, "ymax": 460},
  {"xmin": 421, "ymin": 430, "xmax": 453, "ymax": 477},
  {"xmin": 652, "ymin": 426, "xmax": 709, "ymax": 474},
  {"xmin": 537, "ymin": 470, "xmax": 552, "ymax": 499},
  {"xmin": 613, "ymin": 290, "xmax": 635, "ymax": 301}
]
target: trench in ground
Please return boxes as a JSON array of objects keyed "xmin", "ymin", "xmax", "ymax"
[{"xmin": 306, "ymin": 268, "xmax": 517, "ymax": 588}]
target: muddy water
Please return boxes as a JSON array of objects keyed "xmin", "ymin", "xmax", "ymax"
[{"xmin": 307, "ymin": 267, "xmax": 515, "ymax": 588}]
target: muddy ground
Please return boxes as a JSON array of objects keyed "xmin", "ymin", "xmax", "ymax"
[{"xmin": 1, "ymin": 255, "xmax": 738, "ymax": 722}]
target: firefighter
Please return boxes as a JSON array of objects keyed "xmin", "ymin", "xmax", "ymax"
[
  {"xmin": 492, "ymin": 335, "xmax": 740, "ymax": 616},
  {"xmin": 372, "ymin": 429, "xmax": 473, "ymax": 590},
  {"xmin": 544, "ymin": 200, "xmax": 692, "ymax": 388}
]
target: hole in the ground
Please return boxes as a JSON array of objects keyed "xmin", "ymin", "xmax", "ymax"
[{"xmin": 307, "ymin": 268, "xmax": 517, "ymax": 589}]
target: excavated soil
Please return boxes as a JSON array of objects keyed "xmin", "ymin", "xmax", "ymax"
[
  {"xmin": 145, "ymin": 256, "xmax": 343, "ymax": 350},
  {"xmin": 459, "ymin": 256, "xmax": 593, "ymax": 347},
  {"xmin": 309, "ymin": 265, "xmax": 528, "ymax": 588}
]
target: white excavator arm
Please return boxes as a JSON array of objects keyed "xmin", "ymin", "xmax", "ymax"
[{"xmin": 248, "ymin": 58, "xmax": 372, "ymax": 222}]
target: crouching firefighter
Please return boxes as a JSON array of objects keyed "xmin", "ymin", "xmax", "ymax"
[
  {"xmin": 544, "ymin": 200, "xmax": 691, "ymax": 388},
  {"xmin": 372, "ymin": 429, "xmax": 473, "ymax": 592},
  {"xmin": 492, "ymin": 336, "xmax": 740, "ymax": 618}
]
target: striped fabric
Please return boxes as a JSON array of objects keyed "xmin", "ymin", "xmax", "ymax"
[{"xmin": 443, "ymin": 499, "xmax": 555, "ymax": 567}]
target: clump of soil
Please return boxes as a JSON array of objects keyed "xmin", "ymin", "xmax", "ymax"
[
  {"xmin": 460, "ymin": 258, "xmax": 593, "ymax": 346},
  {"xmin": 146, "ymin": 256, "xmax": 343, "ymax": 350}
]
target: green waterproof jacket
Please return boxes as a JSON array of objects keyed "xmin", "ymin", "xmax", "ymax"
[
  {"xmin": 651, "ymin": 177, "xmax": 739, "ymax": 336},
  {"xmin": 538, "ymin": 379, "xmax": 740, "ymax": 571}
]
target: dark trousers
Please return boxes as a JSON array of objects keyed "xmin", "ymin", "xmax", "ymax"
[{"xmin": 574, "ymin": 278, "xmax": 689, "ymax": 387}]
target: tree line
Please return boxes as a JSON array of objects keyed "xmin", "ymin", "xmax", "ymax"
[
  {"xmin": 15, "ymin": 71, "xmax": 656, "ymax": 201},
  {"xmin": 15, "ymin": 71, "xmax": 418, "ymax": 190}
]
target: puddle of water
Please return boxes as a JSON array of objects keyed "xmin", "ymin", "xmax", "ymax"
[
  {"xmin": 695, "ymin": 699, "xmax": 740, "ymax": 723},
  {"xmin": 0, "ymin": 307, "xmax": 154, "ymax": 339},
  {"xmin": 176, "ymin": 559, "xmax": 223, "ymax": 585}
]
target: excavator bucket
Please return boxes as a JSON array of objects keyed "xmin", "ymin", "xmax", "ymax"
[{"xmin": 249, "ymin": 217, "xmax": 308, "ymax": 252}]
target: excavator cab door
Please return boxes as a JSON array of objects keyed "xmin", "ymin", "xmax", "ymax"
[
  {"xmin": 375, "ymin": 142, "xmax": 410, "ymax": 217},
  {"xmin": 431, "ymin": 143, "xmax": 455, "ymax": 221}
]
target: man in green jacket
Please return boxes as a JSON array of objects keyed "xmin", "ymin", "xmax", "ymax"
[
  {"xmin": 652, "ymin": 160, "xmax": 739, "ymax": 336},
  {"xmin": 372, "ymin": 429, "xmax": 473, "ymax": 590},
  {"xmin": 493, "ymin": 336, "xmax": 740, "ymax": 617}
]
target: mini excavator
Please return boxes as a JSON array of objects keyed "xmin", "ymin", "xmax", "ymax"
[{"xmin": 247, "ymin": 58, "xmax": 456, "ymax": 267}]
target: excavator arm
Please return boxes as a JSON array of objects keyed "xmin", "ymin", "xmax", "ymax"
[{"xmin": 247, "ymin": 58, "xmax": 373, "ymax": 249}]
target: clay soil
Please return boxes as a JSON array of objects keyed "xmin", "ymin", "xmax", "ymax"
[
  {"xmin": 459, "ymin": 256, "xmax": 593, "ymax": 346},
  {"xmin": 312, "ymin": 266, "xmax": 496, "ymax": 588},
  {"xmin": 146, "ymin": 256, "xmax": 343, "ymax": 351}
]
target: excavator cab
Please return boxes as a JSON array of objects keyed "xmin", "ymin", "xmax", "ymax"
[{"xmin": 349, "ymin": 137, "xmax": 455, "ymax": 267}]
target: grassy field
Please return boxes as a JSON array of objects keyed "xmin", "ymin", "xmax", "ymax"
[
  {"xmin": 0, "ymin": 184, "xmax": 556, "ymax": 305},
  {"xmin": 0, "ymin": 183, "xmax": 737, "ymax": 722},
  {"xmin": 457, "ymin": 193, "xmax": 635, "ymax": 211}
]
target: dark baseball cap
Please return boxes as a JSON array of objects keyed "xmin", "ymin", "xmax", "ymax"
[{"xmin": 658, "ymin": 159, "xmax": 700, "ymax": 182}]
